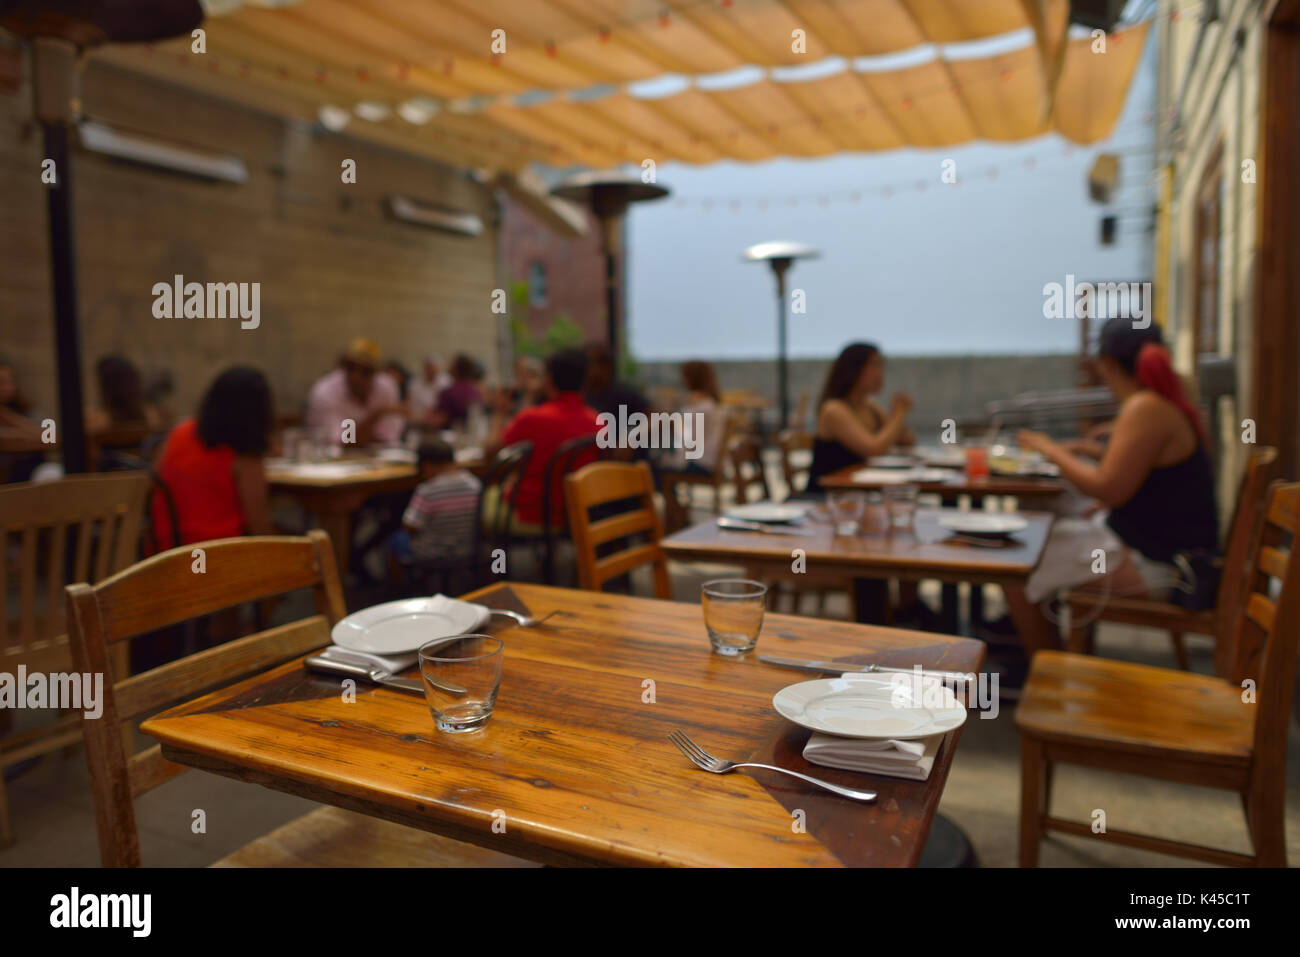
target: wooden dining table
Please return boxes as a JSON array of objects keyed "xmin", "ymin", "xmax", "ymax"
[
  {"xmin": 819, "ymin": 464, "xmax": 1065, "ymax": 504},
  {"xmin": 139, "ymin": 582, "xmax": 986, "ymax": 867}
]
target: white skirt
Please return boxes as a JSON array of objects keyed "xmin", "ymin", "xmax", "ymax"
[{"xmin": 1024, "ymin": 511, "xmax": 1179, "ymax": 604}]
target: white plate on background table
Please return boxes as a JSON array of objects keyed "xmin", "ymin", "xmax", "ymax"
[
  {"xmin": 867, "ymin": 455, "xmax": 919, "ymax": 469},
  {"xmin": 725, "ymin": 501, "xmax": 811, "ymax": 524},
  {"xmin": 331, "ymin": 597, "xmax": 486, "ymax": 655},
  {"xmin": 936, "ymin": 513, "xmax": 1029, "ymax": 538},
  {"xmin": 850, "ymin": 467, "xmax": 958, "ymax": 485},
  {"xmin": 773, "ymin": 674, "xmax": 966, "ymax": 740}
]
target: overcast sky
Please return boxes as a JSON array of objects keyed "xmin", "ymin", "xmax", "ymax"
[{"xmin": 626, "ymin": 30, "xmax": 1157, "ymax": 360}]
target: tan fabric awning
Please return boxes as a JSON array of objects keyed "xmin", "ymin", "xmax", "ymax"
[{"xmin": 87, "ymin": 0, "xmax": 1147, "ymax": 171}]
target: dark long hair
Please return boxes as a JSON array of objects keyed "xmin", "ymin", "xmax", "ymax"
[
  {"xmin": 681, "ymin": 360, "xmax": 720, "ymax": 402},
  {"xmin": 96, "ymin": 355, "xmax": 145, "ymax": 422},
  {"xmin": 1098, "ymin": 319, "xmax": 1206, "ymax": 445},
  {"xmin": 817, "ymin": 342, "xmax": 881, "ymax": 409},
  {"xmin": 196, "ymin": 366, "xmax": 273, "ymax": 455}
]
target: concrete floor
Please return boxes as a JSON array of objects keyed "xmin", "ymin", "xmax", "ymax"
[{"xmin": 4, "ymin": 475, "xmax": 1297, "ymax": 867}]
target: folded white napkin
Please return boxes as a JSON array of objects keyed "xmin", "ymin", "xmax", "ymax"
[
  {"xmin": 803, "ymin": 731, "xmax": 943, "ymax": 781},
  {"xmin": 320, "ymin": 595, "xmax": 491, "ymax": 674}
]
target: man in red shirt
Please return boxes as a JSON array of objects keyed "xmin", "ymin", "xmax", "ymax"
[{"xmin": 485, "ymin": 349, "xmax": 601, "ymax": 531}]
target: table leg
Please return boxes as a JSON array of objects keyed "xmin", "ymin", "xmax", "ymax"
[
  {"xmin": 919, "ymin": 812, "xmax": 979, "ymax": 867},
  {"xmin": 315, "ymin": 509, "xmax": 353, "ymax": 580},
  {"xmin": 852, "ymin": 577, "xmax": 890, "ymax": 624}
]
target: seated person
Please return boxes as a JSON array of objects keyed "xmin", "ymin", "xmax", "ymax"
[
  {"xmin": 657, "ymin": 360, "xmax": 728, "ymax": 476},
  {"xmin": 507, "ymin": 355, "xmax": 545, "ymax": 413},
  {"xmin": 408, "ymin": 354, "xmax": 451, "ymax": 424},
  {"xmin": 389, "ymin": 439, "xmax": 482, "ymax": 567},
  {"xmin": 85, "ymin": 355, "xmax": 164, "ymax": 434},
  {"xmin": 805, "ymin": 342, "xmax": 914, "ymax": 495},
  {"xmin": 484, "ymin": 349, "xmax": 601, "ymax": 533},
  {"xmin": 431, "ymin": 354, "xmax": 486, "ymax": 430},
  {"xmin": 305, "ymin": 338, "xmax": 404, "ymax": 446},
  {"xmin": 0, "ymin": 358, "xmax": 46, "ymax": 483},
  {"xmin": 151, "ymin": 366, "xmax": 274, "ymax": 547},
  {"xmin": 1007, "ymin": 318, "xmax": 1220, "ymax": 654}
]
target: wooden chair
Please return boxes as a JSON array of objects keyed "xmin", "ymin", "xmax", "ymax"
[
  {"xmin": 777, "ymin": 428, "xmax": 813, "ymax": 499},
  {"xmin": 1063, "ymin": 446, "xmax": 1279, "ymax": 670},
  {"xmin": 65, "ymin": 530, "xmax": 531, "ymax": 868},
  {"xmin": 1015, "ymin": 480, "xmax": 1300, "ymax": 867},
  {"xmin": 729, "ymin": 432, "xmax": 771, "ymax": 505},
  {"xmin": 1, "ymin": 471, "xmax": 150, "ymax": 848},
  {"xmin": 565, "ymin": 462, "xmax": 671, "ymax": 599}
]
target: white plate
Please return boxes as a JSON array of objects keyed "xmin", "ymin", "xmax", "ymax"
[
  {"xmin": 850, "ymin": 467, "xmax": 958, "ymax": 485},
  {"xmin": 773, "ymin": 675, "xmax": 967, "ymax": 740},
  {"xmin": 331, "ymin": 598, "xmax": 484, "ymax": 655},
  {"xmin": 937, "ymin": 513, "xmax": 1029, "ymax": 537},
  {"xmin": 868, "ymin": 455, "xmax": 918, "ymax": 469},
  {"xmin": 725, "ymin": 502, "xmax": 810, "ymax": 523}
]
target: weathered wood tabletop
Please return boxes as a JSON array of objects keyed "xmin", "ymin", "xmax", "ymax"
[
  {"xmin": 662, "ymin": 508, "xmax": 1053, "ymax": 587},
  {"xmin": 140, "ymin": 582, "xmax": 986, "ymax": 867}
]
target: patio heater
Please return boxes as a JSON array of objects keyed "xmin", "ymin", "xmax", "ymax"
[
  {"xmin": 0, "ymin": 0, "xmax": 204, "ymax": 473},
  {"xmin": 549, "ymin": 172, "xmax": 669, "ymax": 366},
  {"xmin": 743, "ymin": 241, "xmax": 820, "ymax": 429}
]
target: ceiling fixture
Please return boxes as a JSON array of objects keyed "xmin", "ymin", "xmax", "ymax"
[
  {"xmin": 397, "ymin": 97, "xmax": 438, "ymax": 125},
  {"xmin": 317, "ymin": 104, "xmax": 349, "ymax": 131},
  {"xmin": 353, "ymin": 100, "xmax": 390, "ymax": 122}
]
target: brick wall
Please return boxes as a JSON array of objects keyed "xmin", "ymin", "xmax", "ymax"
[{"xmin": 1, "ymin": 59, "xmax": 502, "ymax": 423}]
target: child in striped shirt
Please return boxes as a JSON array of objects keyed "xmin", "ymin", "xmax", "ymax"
[{"xmin": 391, "ymin": 440, "xmax": 481, "ymax": 564}]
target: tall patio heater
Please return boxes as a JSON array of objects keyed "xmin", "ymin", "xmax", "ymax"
[
  {"xmin": 550, "ymin": 172, "xmax": 668, "ymax": 366},
  {"xmin": 0, "ymin": 0, "xmax": 204, "ymax": 473},
  {"xmin": 743, "ymin": 241, "xmax": 820, "ymax": 429}
]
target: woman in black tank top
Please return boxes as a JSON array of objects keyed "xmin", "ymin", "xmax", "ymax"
[
  {"xmin": 1006, "ymin": 319, "xmax": 1220, "ymax": 653},
  {"xmin": 803, "ymin": 343, "xmax": 915, "ymax": 496}
]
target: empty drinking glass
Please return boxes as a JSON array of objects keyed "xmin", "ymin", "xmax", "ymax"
[
  {"xmin": 883, "ymin": 483, "xmax": 920, "ymax": 530},
  {"xmin": 826, "ymin": 490, "xmax": 867, "ymax": 536},
  {"xmin": 418, "ymin": 634, "xmax": 503, "ymax": 733},
  {"xmin": 701, "ymin": 579, "xmax": 767, "ymax": 656}
]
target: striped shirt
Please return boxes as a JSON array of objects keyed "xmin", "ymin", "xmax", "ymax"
[{"xmin": 402, "ymin": 469, "xmax": 481, "ymax": 562}]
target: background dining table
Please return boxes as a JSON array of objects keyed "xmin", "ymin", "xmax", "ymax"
[
  {"xmin": 140, "ymin": 583, "xmax": 986, "ymax": 867},
  {"xmin": 818, "ymin": 464, "xmax": 1066, "ymax": 504}
]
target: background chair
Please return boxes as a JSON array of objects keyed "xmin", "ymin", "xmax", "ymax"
[
  {"xmin": 1063, "ymin": 446, "xmax": 1279, "ymax": 670},
  {"xmin": 66, "ymin": 530, "xmax": 531, "ymax": 868},
  {"xmin": 565, "ymin": 461, "xmax": 671, "ymax": 599},
  {"xmin": 777, "ymin": 428, "xmax": 813, "ymax": 499},
  {"xmin": 1015, "ymin": 480, "xmax": 1300, "ymax": 867},
  {"xmin": 0, "ymin": 471, "xmax": 150, "ymax": 847},
  {"xmin": 537, "ymin": 433, "xmax": 604, "ymax": 585},
  {"xmin": 660, "ymin": 413, "xmax": 734, "ymax": 531}
]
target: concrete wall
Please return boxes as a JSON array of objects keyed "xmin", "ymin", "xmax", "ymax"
[
  {"xmin": 635, "ymin": 353, "xmax": 1080, "ymax": 439},
  {"xmin": 1, "ymin": 58, "xmax": 501, "ymax": 423}
]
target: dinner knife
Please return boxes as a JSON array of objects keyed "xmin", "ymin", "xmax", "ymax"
[
  {"xmin": 758, "ymin": 654, "xmax": 973, "ymax": 684},
  {"xmin": 716, "ymin": 517, "xmax": 803, "ymax": 535},
  {"xmin": 304, "ymin": 656, "xmax": 464, "ymax": 696}
]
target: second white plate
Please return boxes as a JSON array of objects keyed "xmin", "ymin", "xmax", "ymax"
[
  {"xmin": 725, "ymin": 502, "xmax": 810, "ymax": 523},
  {"xmin": 937, "ymin": 513, "xmax": 1029, "ymax": 537},
  {"xmin": 773, "ymin": 675, "xmax": 967, "ymax": 740}
]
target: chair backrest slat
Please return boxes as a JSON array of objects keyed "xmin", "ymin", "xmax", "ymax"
[
  {"xmin": 65, "ymin": 529, "xmax": 346, "ymax": 867},
  {"xmin": 565, "ymin": 461, "xmax": 670, "ymax": 599},
  {"xmin": 1214, "ymin": 447, "xmax": 1280, "ymax": 673},
  {"xmin": 0, "ymin": 473, "xmax": 150, "ymax": 659},
  {"xmin": 1229, "ymin": 482, "xmax": 1300, "ymax": 803},
  {"xmin": 115, "ymin": 614, "xmax": 332, "ymax": 721}
]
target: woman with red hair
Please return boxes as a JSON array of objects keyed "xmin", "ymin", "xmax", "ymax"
[{"xmin": 1007, "ymin": 318, "xmax": 1219, "ymax": 653}]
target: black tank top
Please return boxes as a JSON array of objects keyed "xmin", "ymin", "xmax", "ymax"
[
  {"xmin": 1106, "ymin": 443, "xmax": 1219, "ymax": 562},
  {"xmin": 804, "ymin": 438, "xmax": 861, "ymax": 496}
]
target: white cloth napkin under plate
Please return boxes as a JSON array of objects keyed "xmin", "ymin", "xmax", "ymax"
[
  {"xmin": 802, "ymin": 731, "xmax": 943, "ymax": 781},
  {"xmin": 319, "ymin": 595, "xmax": 491, "ymax": 673}
]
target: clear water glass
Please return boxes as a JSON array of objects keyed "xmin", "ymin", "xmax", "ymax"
[
  {"xmin": 418, "ymin": 634, "xmax": 503, "ymax": 733},
  {"xmin": 701, "ymin": 579, "xmax": 767, "ymax": 656},
  {"xmin": 826, "ymin": 490, "xmax": 867, "ymax": 536},
  {"xmin": 883, "ymin": 483, "xmax": 920, "ymax": 529}
]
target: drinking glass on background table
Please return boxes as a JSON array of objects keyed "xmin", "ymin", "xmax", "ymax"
[
  {"xmin": 826, "ymin": 490, "xmax": 867, "ymax": 536},
  {"xmin": 965, "ymin": 443, "xmax": 989, "ymax": 480},
  {"xmin": 882, "ymin": 482, "xmax": 920, "ymax": 530},
  {"xmin": 701, "ymin": 579, "xmax": 767, "ymax": 656},
  {"xmin": 418, "ymin": 634, "xmax": 503, "ymax": 733}
]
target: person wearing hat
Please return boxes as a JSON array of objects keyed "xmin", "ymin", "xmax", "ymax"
[{"xmin": 306, "ymin": 337, "xmax": 406, "ymax": 446}]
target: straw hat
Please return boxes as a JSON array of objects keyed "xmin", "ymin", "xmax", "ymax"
[{"xmin": 342, "ymin": 337, "xmax": 382, "ymax": 369}]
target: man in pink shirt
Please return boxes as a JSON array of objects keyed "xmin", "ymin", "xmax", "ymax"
[{"xmin": 306, "ymin": 338, "xmax": 405, "ymax": 446}]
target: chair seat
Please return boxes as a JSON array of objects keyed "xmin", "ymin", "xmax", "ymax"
[
  {"xmin": 1015, "ymin": 651, "xmax": 1253, "ymax": 773},
  {"xmin": 212, "ymin": 806, "xmax": 539, "ymax": 868}
]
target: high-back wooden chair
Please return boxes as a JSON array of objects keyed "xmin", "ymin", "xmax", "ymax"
[
  {"xmin": 1064, "ymin": 446, "xmax": 1280, "ymax": 670},
  {"xmin": 660, "ymin": 413, "xmax": 734, "ymax": 531},
  {"xmin": 1016, "ymin": 480, "xmax": 1300, "ymax": 867},
  {"xmin": 777, "ymin": 429, "xmax": 813, "ymax": 499},
  {"xmin": 728, "ymin": 432, "xmax": 771, "ymax": 505},
  {"xmin": 565, "ymin": 462, "xmax": 671, "ymax": 599},
  {"xmin": 1, "ymin": 471, "xmax": 150, "ymax": 847},
  {"xmin": 65, "ymin": 531, "xmax": 531, "ymax": 868}
]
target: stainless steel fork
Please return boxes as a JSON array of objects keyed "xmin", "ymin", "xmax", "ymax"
[{"xmin": 669, "ymin": 729, "xmax": 877, "ymax": 802}]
